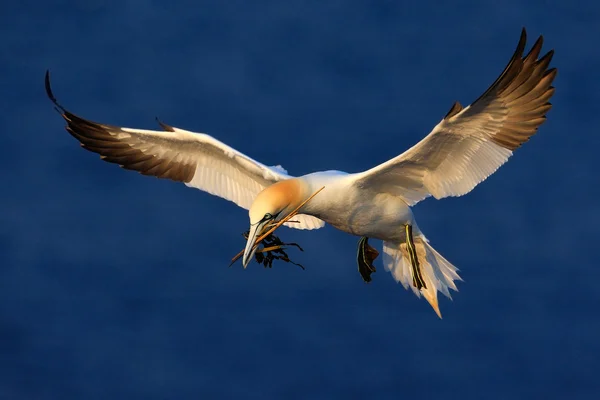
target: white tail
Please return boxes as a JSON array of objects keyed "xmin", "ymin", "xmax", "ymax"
[{"xmin": 383, "ymin": 235, "xmax": 462, "ymax": 318}]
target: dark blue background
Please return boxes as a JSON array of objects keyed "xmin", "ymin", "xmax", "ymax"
[{"xmin": 2, "ymin": 1, "xmax": 599, "ymax": 399}]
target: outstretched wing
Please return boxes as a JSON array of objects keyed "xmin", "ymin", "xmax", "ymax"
[
  {"xmin": 353, "ymin": 28, "xmax": 556, "ymax": 206},
  {"xmin": 45, "ymin": 72, "xmax": 324, "ymax": 230}
]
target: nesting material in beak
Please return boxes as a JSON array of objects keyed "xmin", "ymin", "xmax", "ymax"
[
  {"xmin": 230, "ymin": 186, "xmax": 325, "ymax": 268},
  {"xmin": 240, "ymin": 230, "xmax": 305, "ymax": 269}
]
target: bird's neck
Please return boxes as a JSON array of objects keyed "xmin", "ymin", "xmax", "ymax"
[{"xmin": 293, "ymin": 172, "xmax": 349, "ymax": 217}]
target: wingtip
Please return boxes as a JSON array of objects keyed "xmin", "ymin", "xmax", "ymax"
[
  {"xmin": 519, "ymin": 27, "xmax": 530, "ymax": 47},
  {"xmin": 520, "ymin": 28, "xmax": 549, "ymax": 64},
  {"xmin": 545, "ymin": 67, "xmax": 558, "ymax": 79},
  {"xmin": 515, "ymin": 27, "xmax": 528, "ymax": 57},
  {"xmin": 44, "ymin": 69, "xmax": 65, "ymax": 113},
  {"xmin": 523, "ymin": 34, "xmax": 545, "ymax": 64},
  {"xmin": 543, "ymin": 49, "xmax": 555, "ymax": 65},
  {"xmin": 45, "ymin": 69, "xmax": 55, "ymax": 103}
]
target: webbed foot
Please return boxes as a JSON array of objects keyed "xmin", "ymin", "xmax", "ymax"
[{"xmin": 357, "ymin": 236, "xmax": 379, "ymax": 283}]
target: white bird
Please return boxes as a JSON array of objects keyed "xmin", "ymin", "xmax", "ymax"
[{"xmin": 46, "ymin": 28, "xmax": 556, "ymax": 317}]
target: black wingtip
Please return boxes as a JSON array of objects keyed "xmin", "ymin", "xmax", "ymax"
[
  {"xmin": 45, "ymin": 70, "xmax": 55, "ymax": 103},
  {"xmin": 525, "ymin": 34, "xmax": 544, "ymax": 61},
  {"xmin": 519, "ymin": 27, "xmax": 528, "ymax": 47},
  {"xmin": 470, "ymin": 27, "xmax": 533, "ymax": 104},
  {"xmin": 515, "ymin": 27, "xmax": 527, "ymax": 58},
  {"xmin": 543, "ymin": 49, "xmax": 555, "ymax": 64},
  {"xmin": 45, "ymin": 70, "xmax": 65, "ymax": 113},
  {"xmin": 156, "ymin": 117, "xmax": 175, "ymax": 132}
]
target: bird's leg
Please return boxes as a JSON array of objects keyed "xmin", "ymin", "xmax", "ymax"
[
  {"xmin": 357, "ymin": 237, "xmax": 378, "ymax": 283},
  {"xmin": 405, "ymin": 224, "xmax": 427, "ymax": 290}
]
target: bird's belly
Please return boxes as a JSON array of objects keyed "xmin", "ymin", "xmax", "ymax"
[{"xmin": 319, "ymin": 193, "xmax": 416, "ymax": 241}]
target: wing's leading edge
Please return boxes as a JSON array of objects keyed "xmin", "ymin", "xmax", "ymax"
[
  {"xmin": 45, "ymin": 71, "xmax": 324, "ymax": 230},
  {"xmin": 354, "ymin": 28, "xmax": 556, "ymax": 206}
]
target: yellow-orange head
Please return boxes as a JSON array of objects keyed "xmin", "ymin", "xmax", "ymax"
[{"xmin": 248, "ymin": 179, "xmax": 306, "ymax": 224}]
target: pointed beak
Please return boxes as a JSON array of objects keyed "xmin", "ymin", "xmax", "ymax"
[{"xmin": 242, "ymin": 220, "xmax": 268, "ymax": 268}]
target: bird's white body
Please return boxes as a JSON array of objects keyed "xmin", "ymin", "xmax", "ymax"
[
  {"xmin": 47, "ymin": 29, "xmax": 556, "ymax": 317},
  {"xmin": 245, "ymin": 171, "xmax": 453, "ymax": 316},
  {"xmin": 299, "ymin": 171, "xmax": 417, "ymax": 241}
]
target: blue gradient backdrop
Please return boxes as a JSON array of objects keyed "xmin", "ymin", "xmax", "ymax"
[{"xmin": 2, "ymin": 1, "xmax": 599, "ymax": 399}]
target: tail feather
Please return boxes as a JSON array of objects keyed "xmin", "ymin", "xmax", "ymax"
[{"xmin": 383, "ymin": 235, "xmax": 462, "ymax": 318}]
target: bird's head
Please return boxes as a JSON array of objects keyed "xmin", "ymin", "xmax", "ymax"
[{"xmin": 242, "ymin": 179, "xmax": 305, "ymax": 267}]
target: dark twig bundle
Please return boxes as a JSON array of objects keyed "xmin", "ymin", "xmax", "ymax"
[{"xmin": 239, "ymin": 231, "xmax": 305, "ymax": 269}]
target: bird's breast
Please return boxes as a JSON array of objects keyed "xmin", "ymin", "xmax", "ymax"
[{"xmin": 307, "ymin": 186, "xmax": 415, "ymax": 241}]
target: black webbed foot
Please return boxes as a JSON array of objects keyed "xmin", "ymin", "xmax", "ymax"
[{"xmin": 357, "ymin": 237, "xmax": 379, "ymax": 283}]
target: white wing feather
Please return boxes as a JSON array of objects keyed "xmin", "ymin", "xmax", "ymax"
[
  {"xmin": 354, "ymin": 29, "xmax": 556, "ymax": 206},
  {"xmin": 46, "ymin": 75, "xmax": 323, "ymax": 230}
]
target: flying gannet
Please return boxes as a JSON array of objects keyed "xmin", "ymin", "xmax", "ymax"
[{"xmin": 46, "ymin": 28, "xmax": 556, "ymax": 317}]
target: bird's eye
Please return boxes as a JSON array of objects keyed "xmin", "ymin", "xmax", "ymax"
[{"xmin": 264, "ymin": 213, "xmax": 273, "ymax": 220}]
